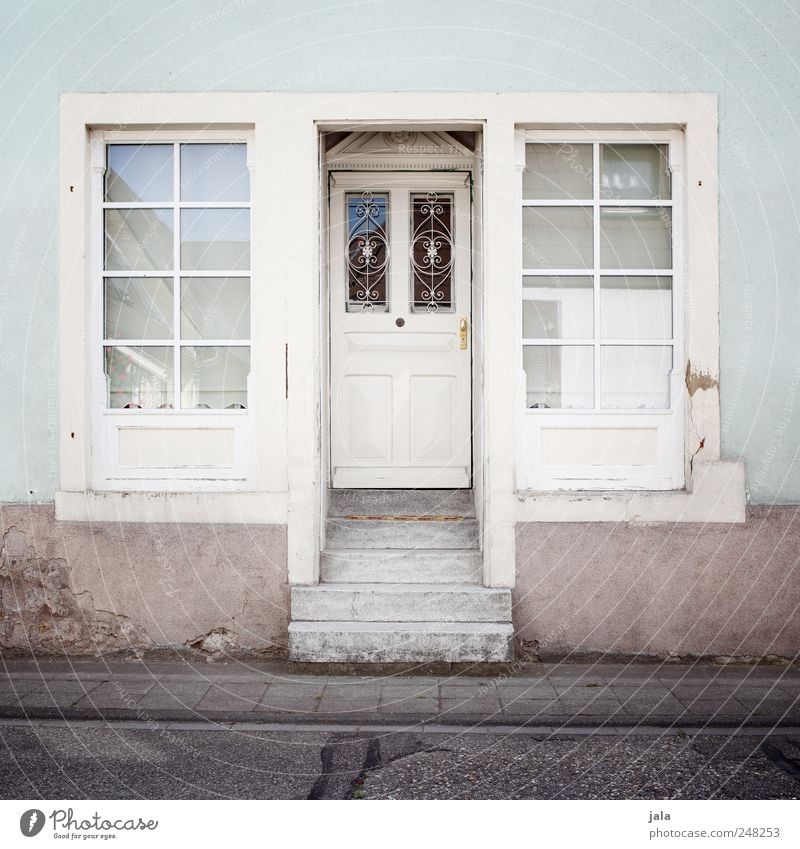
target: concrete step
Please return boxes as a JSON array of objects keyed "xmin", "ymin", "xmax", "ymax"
[
  {"xmin": 320, "ymin": 549, "xmax": 483, "ymax": 584},
  {"xmin": 325, "ymin": 518, "xmax": 479, "ymax": 549},
  {"xmin": 292, "ymin": 584, "xmax": 511, "ymax": 623},
  {"xmin": 288, "ymin": 621, "xmax": 515, "ymax": 663},
  {"xmin": 328, "ymin": 489, "xmax": 475, "ymax": 518}
]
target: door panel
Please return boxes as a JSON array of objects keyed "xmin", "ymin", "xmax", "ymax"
[{"xmin": 329, "ymin": 173, "xmax": 472, "ymax": 489}]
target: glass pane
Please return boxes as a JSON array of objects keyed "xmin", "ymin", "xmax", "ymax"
[
  {"xmin": 600, "ymin": 144, "xmax": 670, "ymax": 200},
  {"xmin": 523, "ymin": 345, "xmax": 593, "ymax": 409},
  {"xmin": 104, "ymin": 209, "xmax": 174, "ymax": 271},
  {"xmin": 105, "ymin": 277, "xmax": 173, "ymax": 339},
  {"xmin": 180, "ymin": 208, "xmax": 250, "ymax": 271},
  {"xmin": 180, "ymin": 346, "xmax": 250, "ymax": 409},
  {"xmin": 411, "ymin": 192, "xmax": 453, "ymax": 312},
  {"xmin": 522, "ymin": 276, "xmax": 593, "ymax": 339},
  {"xmin": 600, "ymin": 345, "xmax": 672, "ymax": 409},
  {"xmin": 522, "ymin": 207, "xmax": 593, "ymax": 269},
  {"xmin": 180, "ymin": 143, "xmax": 249, "ymax": 202},
  {"xmin": 105, "ymin": 346, "xmax": 174, "ymax": 409},
  {"xmin": 600, "ymin": 276, "xmax": 672, "ymax": 339},
  {"xmin": 600, "ymin": 207, "xmax": 671, "ymax": 269},
  {"xmin": 181, "ymin": 277, "xmax": 250, "ymax": 340},
  {"xmin": 347, "ymin": 192, "xmax": 389, "ymax": 312},
  {"xmin": 524, "ymin": 143, "xmax": 593, "ymax": 200},
  {"xmin": 105, "ymin": 144, "xmax": 173, "ymax": 202}
]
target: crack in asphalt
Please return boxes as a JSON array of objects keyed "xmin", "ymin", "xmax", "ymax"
[
  {"xmin": 760, "ymin": 739, "xmax": 800, "ymax": 779},
  {"xmin": 307, "ymin": 732, "xmax": 451, "ymax": 799}
]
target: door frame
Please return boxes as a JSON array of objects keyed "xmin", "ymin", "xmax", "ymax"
[
  {"xmin": 318, "ymin": 126, "xmax": 484, "ymax": 511},
  {"xmin": 326, "ymin": 169, "xmax": 474, "ymax": 490}
]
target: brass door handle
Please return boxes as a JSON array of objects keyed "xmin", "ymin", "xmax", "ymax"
[{"xmin": 459, "ymin": 317, "xmax": 468, "ymax": 350}]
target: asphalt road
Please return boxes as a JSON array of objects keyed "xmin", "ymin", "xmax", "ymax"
[{"xmin": 0, "ymin": 725, "xmax": 798, "ymax": 800}]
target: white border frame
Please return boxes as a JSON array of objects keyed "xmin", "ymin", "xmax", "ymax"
[
  {"xmin": 57, "ymin": 93, "xmax": 744, "ymax": 592},
  {"xmin": 517, "ymin": 128, "xmax": 685, "ymax": 491},
  {"xmin": 89, "ymin": 128, "xmax": 257, "ymax": 492}
]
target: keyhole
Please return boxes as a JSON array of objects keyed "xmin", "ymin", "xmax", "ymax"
[{"xmin": 395, "ymin": 317, "xmax": 405, "ymax": 327}]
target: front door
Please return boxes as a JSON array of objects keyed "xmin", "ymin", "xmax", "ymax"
[{"xmin": 329, "ymin": 172, "xmax": 472, "ymax": 488}]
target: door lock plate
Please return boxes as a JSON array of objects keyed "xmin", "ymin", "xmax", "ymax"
[{"xmin": 459, "ymin": 317, "xmax": 468, "ymax": 350}]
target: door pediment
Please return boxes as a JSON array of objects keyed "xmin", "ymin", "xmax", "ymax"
[{"xmin": 325, "ymin": 130, "xmax": 476, "ymax": 170}]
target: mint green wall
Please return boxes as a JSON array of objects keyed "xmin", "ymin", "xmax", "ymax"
[{"xmin": 1, "ymin": 0, "xmax": 798, "ymax": 503}]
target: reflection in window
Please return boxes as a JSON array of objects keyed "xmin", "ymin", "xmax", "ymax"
[
  {"xmin": 522, "ymin": 140, "xmax": 676, "ymax": 411},
  {"xmin": 102, "ymin": 142, "xmax": 251, "ymax": 410},
  {"xmin": 105, "ymin": 346, "xmax": 174, "ymax": 409},
  {"xmin": 347, "ymin": 192, "xmax": 389, "ymax": 312},
  {"xmin": 180, "ymin": 346, "xmax": 250, "ymax": 409},
  {"xmin": 410, "ymin": 193, "xmax": 454, "ymax": 312}
]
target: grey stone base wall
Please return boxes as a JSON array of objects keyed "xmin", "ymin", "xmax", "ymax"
[
  {"xmin": 514, "ymin": 506, "xmax": 800, "ymax": 661},
  {"xmin": 0, "ymin": 505, "xmax": 288, "ymax": 657}
]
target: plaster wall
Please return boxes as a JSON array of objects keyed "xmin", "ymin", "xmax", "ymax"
[
  {"xmin": 0, "ymin": 0, "xmax": 798, "ymax": 503},
  {"xmin": 0, "ymin": 506, "xmax": 288, "ymax": 656},
  {"xmin": 515, "ymin": 506, "xmax": 800, "ymax": 660}
]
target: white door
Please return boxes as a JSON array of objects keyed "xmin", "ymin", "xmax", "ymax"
[{"xmin": 329, "ymin": 172, "xmax": 472, "ymax": 489}]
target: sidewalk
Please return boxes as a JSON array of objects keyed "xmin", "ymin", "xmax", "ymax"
[{"xmin": 1, "ymin": 658, "xmax": 798, "ymax": 729}]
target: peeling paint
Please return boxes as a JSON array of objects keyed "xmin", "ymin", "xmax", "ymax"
[
  {"xmin": 0, "ymin": 527, "xmax": 153, "ymax": 654},
  {"xmin": 685, "ymin": 360, "xmax": 719, "ymax": 396}
]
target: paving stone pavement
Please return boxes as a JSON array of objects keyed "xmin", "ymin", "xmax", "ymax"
[{"xmin": 0, "ymin": 658, "xmax": 798, "ymax": 728}]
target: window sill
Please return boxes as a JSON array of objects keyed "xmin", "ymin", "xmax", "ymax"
[
  {"xmin": 55, "ymin": 489, "xmax": 288, "ymax": 524},
  {"xmin": 514, "ymin": 461, "xmax": 745, "ymax": 523}
]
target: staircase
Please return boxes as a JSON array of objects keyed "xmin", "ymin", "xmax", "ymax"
[{"xmin": 288, "ymin": 490, "xmax": 514, "ymax": 664}]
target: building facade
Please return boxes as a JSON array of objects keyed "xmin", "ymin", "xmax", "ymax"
[{"xmin": 1, "ymin": 1, "xmax": 799, "ymax": 662}]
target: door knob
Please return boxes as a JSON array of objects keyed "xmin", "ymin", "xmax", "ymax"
[{"xmin": 459, "ymin": 317, "xmax": 468, "ymax": 350}]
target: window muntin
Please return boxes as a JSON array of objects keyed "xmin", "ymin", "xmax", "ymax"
[
  {"xmin": 522, "ymin": 141, "xmax": 674, "ymax": 411},
  {"xmin": 102, "ymin": 142, "xmax": 251, "ymax": 411}
]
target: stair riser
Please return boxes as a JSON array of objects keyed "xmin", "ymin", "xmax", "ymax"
[
  {"xmin": 321, "ymin": 551, "xmax": 482, "ymax": 584},
  {"xmin": 326, "ymin": 519, "xmax": 479, "ymax": 549},
  {"xmin": 292, "ymin": 588, "xmax": 511, "ymax": 623},
  {"xmin": 329, "ymin": 489, "xmax": 476, "ymax": 518},
  {"xmin": 288, "ymin": 626, "xmax": 514, "ymax": 663}
]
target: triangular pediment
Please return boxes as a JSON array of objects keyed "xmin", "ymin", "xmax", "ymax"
[{"xmin": 325, "ymin": 130, "xmax": 476, "ymax": 170}]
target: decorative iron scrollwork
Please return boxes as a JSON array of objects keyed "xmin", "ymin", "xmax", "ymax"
[
  {"xmin": 347, "ymin": 191, "xmax": 389, "ymax": 312},
  {"xmin": 410, "ymin": 192, "xmax": 454, "ymax": 312}
]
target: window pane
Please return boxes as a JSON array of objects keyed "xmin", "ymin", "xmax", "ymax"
[
  {"xmin": 180, "ymin": 208, "xmax": 250, "ymax": 271},
  {"xmin": 523, "ymin": 276, "xmax": 593, "ymax": 338},
  {"xmin": 105, "ymin": 209, "xmax": 174, "ymax": 271},
  {"xmin": 181, "ymin": 277, "xmax": 250, "ymax": 340},
  {"xmin": 347, "ymin": 192, "xmax": 389, "ymax": 312},
  {"xmin": 524, "ymin": 345, "xmax": 593, "ymax": 409},
  {"xmin": 524, "ymin": 143, "xmax": 593, "ymax": 199},
  {"xmin": 105, "ymin": 277, "xmax": 173, "ymax": 339},
  {"xmin": 522, "ymin": 207, "xmax": 593, "ymax": 269},
  {"xmin": 411, "ymin": 192, "xmax": 453, "ymax": 312},
  {"xmin": 600, "ymin": 144, "xmax": 670, "ymax": 200},
  {"xmin": 105, "ymin": 346, "xmax": 174, "ymax": 409},
  {"xmin": 180, "ymin": 143, "xmax": 250, "ymax": 202},
  {"xmin": 105, "ymin": 144, "xmax": 173, "ymax": 202},
  {"xmin": 180, "ymin": 346, "xmax": 250, "ymax": 409},
  {"xmin": 600, "ymin": 276, "xmax": 672, "ymax": 339},
  {"xmin": 600, "ymin": 345, "xmax": 671, "ymax": 409},
  {"xmin": 600, "ymin": 207, "xmax": 671, "ymax": 269}
]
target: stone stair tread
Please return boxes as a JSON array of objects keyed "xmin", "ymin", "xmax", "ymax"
[
  {"xmin": 325, "ymin": 517, "xmax": 479, "ymax": 550},
  {"xmin": 289, "ymin": 621, "xmax": 513, "ymax": 634},
  {"xmin": 328, "ymin": 488, "xmax": 476, "ymax": 518},
  {"xmin": 298, "ymin": 582, "xmax": 507, "ymax": 594}
]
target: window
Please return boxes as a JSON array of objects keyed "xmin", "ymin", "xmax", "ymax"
[
  {"xmin": 102, "ymin": 142, "xmax": 251, "ymax": 410},
  {"xmin": 522, "ymin": 141, "xmax": 674, "ymax": 411}
]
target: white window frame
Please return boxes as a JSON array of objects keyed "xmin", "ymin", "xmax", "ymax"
[
  {"xmin": 517, "ymin": 128, "xmax": 685, "ymax": 491},
  {"xmin": 89, "ymin": 128, "xmax": 257, "ymax": 491}
]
